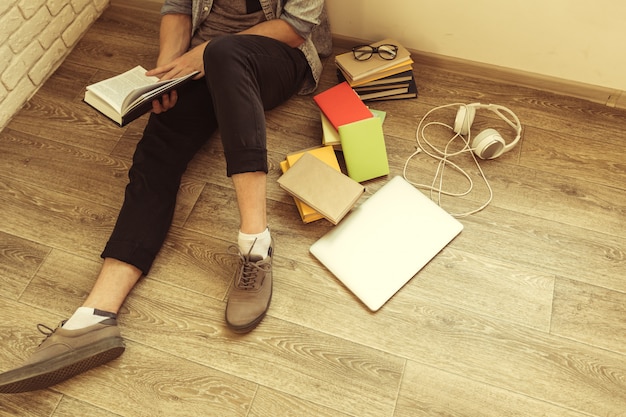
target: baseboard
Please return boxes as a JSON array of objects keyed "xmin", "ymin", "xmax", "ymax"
[{"xmin": 332, "ymin": 35, "xmax": 626, "ymax": 110}]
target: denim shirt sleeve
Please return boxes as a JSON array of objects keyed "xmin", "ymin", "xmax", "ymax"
[
  {"xmin": 280, "ymin": 0, "xmax": 324, "ymax": 40},
  {"xmin": 161, "ymin": 0, "xmax": 193, "ymax": 16}
]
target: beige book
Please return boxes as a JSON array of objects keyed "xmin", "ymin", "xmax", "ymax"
[
  {"xmin": 280, "ymin": 145, "xmax": 341, "ymax": 223},
  {"xmin": 335, "ymin": 38, "xmax": 412, "ymax": 82},
  {"xmin": 277, "ymin": 153, "xmax": 365, "ymax": 225}
]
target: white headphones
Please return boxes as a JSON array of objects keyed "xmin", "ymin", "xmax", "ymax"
[
  {"xmin": 403, "ymin": 102, "xmax": 523, "ymax": 217},
  {"xmin": 453, "ymin": 103, "xmax": 522, "ymax": 159}
]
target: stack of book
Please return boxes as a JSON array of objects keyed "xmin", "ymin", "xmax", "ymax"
[
  {"xmin": 335, "ymin": 38, "xmax": 417, "ymax": 102},
  {"xmin": 278, "ymin": 149, "xmax": 365, "ymax": 225},
  {"xmin": 277, "ymin": 81, "xmax": 392, "ymax": 224},
  {"xmin": 313, "ymin": 81, "xmax": 390, "ymax": 183}
]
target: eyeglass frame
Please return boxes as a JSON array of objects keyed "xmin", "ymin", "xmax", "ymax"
[{"xmin": 351, "ymin": 44, "xmax": 399, "ymax": 61}]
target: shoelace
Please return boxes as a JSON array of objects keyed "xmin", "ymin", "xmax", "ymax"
[
  {"xmin": 35, "ymin": 323, "xmax": 61, "ymax": 346},
  {"xmin": 227, "ymin": 245, "xmax": 271, "ymax": 290}
]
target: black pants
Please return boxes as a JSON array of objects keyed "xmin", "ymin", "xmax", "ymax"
[{"xmin": 101, "ymin": 34, "xmax": 309, "ymax": 274}]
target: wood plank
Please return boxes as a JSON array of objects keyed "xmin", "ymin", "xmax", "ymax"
[
  {"xmin": 519, "ymin": 125, "xmax": 626, "ymax": 189},
  {"xmin": 55, "ymin": 340, "xmax": 257, "ymax": 417},
  {"xmin": 0, "ymin": 128, "xmax": 129, "ymax": 209},
  {"xmin": 0, "ymin": 176, "xmax": 119, "ymax": 261},
  {"xmin": 479, "ymin": 158, "xmax": 626, "ymax": 236},
  {"xmin": 120, "ymin": 283, "xmax": 404, "ymax": 417},
  {"xmin": 455, "ymin": 208, "xmax": 626, "ymax": 293},
  {"xmin": 18, "ymin": 249, "xmax": 104, "ymax": 319},
  {"xmin": 249, "ymin": 387, "xmax": 353, "ymax": 417},
  {"xmin": 0, "ymin": 232, "xmax": 50, "ymax": 301},
  {"xmin": 408, "ymin": 249, "xmax": 555, "ymax": 331},
  {"xmin": 411, "ymin": 61, "xmax": 626, "ymax": 146},
  {"xmin": 53, "ymin": 396, "xmax": 122, "ymax": 417},
  {"xmin": 6, "ymin": 91, "xmax": 124, "ymax": 156},
  {"xmin": 20, "ymin": 261, "xmax": 406, "ymax": 417},
  {"xmin": 552, "ymin": 278, "xmax": 626, "ymax": 356},
  {"xmin": 65, "ymin": 32, "xmax": 159, "ymax": 76},
  {"xmin": 274, "ymin": 271, "xmax": 626, "ymax": 416},
  {"xmin": 396, "ymin": 360, "xmax": 589, "ymax": 417}
]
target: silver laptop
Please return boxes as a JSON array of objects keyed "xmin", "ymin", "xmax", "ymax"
[{"xmin": 310, "ymin": 176, "xmax": 463, "ymax": 311}]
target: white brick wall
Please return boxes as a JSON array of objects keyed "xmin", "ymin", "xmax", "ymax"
[{"xmin": 0, "ymin": 0, "xmax": 110, "ymax": 131}]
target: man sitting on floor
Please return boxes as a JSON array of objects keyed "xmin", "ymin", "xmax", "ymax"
[{"xmin": 0, "ymin": 0, "xmax": 331, "ymax": 394}]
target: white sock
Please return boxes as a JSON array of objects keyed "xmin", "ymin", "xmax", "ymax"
[
  {"xmin": 238, "ymin": 227, "xmax": 271, "ymax": 259},
  {"xmin": 62, "ymin": 307, "xmax": 116, "ymax": 330}
]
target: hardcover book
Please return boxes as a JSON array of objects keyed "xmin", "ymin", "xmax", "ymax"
[
  {"xmin": 365, "ymin": 77, "xmax": 418, "ymax": 102},
  {"xmin": 337, "ymin": 68, "xmax": 414, "ymax": 87},
  {"xmin": 84, "ymin": 65, "xmax": 198, "ymax": 126},
  {"xmin": 313, "ymin": 81, "xmax": 373, "ymax": 130},
  {"xmin": 335, "ymin": 38, "xmax": 413, "ymax": 83},
  {"xmin": 280, "ymin": 145, "xmax": 343, "ymax": 223},
  {"xmin": 339, "ymin": 116, "xmax": 390, "ymax": 182},
  {"xmin": 321, "ymin": 109, "xmax": 387, "ymax": 147},
  {"xmin": 277, "ymin": 152, "xmax": 365, "ymax": 225},
  {"xmin": 320, "ymin": 112, "xmax": 342, "ymax": 148},
  {"xmin": 337, "ymin": 62, "xmax": 414, "ymax": 88}
]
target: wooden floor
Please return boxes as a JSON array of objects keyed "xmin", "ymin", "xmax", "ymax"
[{"xmin": 2, "ymin": 2, "xmax": 626, "ymax": 416}]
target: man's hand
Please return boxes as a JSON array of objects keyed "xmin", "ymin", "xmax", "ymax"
[
  {"xmin": 150, "ymin": 90, "xmax": 178, "ymax": 114},
  {"xmin": 147, "ymin": 41, "xmax": 208, "ymax": 81},
  {"xmin": 147, "ymin": 41, "xmax": 208, "ymax": 114}
]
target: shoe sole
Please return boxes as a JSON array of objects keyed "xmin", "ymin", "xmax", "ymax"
[
  {"xmin": 0, "ymin": 336, "xmax": 125, "ymax": 394},
  {"xmin": 226, "ymin": 289, "xmax": 272, "ymax": 334},
  {"xmin": 227, "ymin": 311, "xmax": 268, "ymax": 334}
]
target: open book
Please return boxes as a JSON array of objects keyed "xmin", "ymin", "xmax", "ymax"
[{"xmin": 84, "ymin": 65, "xmax": 199, "ymax": 126}]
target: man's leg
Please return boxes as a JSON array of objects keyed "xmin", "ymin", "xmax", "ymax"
[
  {"xmin": 203, "ymin": 35, "xmax": 309, "ymax": 332},
  {"xmin": 0, "ymin": 80, "xmax": 218, "ymax": 393},
  {"xmin": 81, "ymin": 259, "xmax": 143, "ymax": 313},
  {"xmin": 66, "ymin": 80, "xmax": 218, "ymax": 327},
  {"xmin": 232, "ymin": 171, "xmax": 267, "ymax": 235}
]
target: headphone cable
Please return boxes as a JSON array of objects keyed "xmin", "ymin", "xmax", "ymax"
[{"xmin": 403, "ymin": 103, "xmax": 494, "ymax": 218}]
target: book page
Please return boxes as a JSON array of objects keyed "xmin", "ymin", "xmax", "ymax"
[
  {"xmin": 86, "ymin": 66, "xmax": 160, "ymax": 113},
  {"xmin": 123, "ymin": 71, "xmax": 198, "ymax": 114}
]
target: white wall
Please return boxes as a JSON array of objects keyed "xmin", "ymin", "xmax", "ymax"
[
  {"xmin": 326, "ymin": 0, "xmax": 626, "ymax": 92},
  {"xmin": 105, "ymin": 0, "xmax": 626, "ymax": 93}
]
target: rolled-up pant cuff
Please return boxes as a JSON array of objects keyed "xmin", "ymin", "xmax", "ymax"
[{"xmin": 101, "ymin": 240, "xmax": 156, "ymax": 275}]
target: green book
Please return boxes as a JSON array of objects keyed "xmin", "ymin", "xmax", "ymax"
[{"xmin": 338, "ymin": 116, "xmax": 390, "ymax": 182}]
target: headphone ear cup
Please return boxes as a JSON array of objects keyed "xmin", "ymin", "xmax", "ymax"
[
  {"xmin": 472, "ymin": 128, "xmax": 506, "ymax": 159},
  {"xmin": 454, "ymin": 105, "xmax": 476, "ymax": 135}
]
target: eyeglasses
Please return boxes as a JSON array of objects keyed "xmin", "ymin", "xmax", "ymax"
[{"xmin": 352, "ymin": 44, "xmax": 399, "ymax": 61}]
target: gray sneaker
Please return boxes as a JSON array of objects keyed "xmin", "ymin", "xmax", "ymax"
[
  {"xmin": 225, "ymin": 241, "xmax": 273, "ymax": 333},
  {"xmin": 0, "ymin": 319, "xmax": 125, "ymax": 393}
]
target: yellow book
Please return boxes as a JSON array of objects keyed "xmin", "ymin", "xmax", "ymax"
[
  {"xmin": 280, "ymin": 146, "xmax": 341, "ymax": 223},
  {"xmin": 338, "ymin": 61, "xmax": 414, "ymax": 88}
]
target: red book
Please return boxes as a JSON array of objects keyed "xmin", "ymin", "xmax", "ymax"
[{"xmin": 313, "ymin": 82, "xmax": 373, "ymax": 130}]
